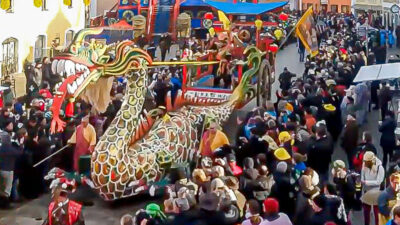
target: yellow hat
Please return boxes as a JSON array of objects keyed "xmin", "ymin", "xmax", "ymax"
[
  {"xmin": 278, "ymin": 131, "xmax": 291, "ymax": 143},
  {"xmin": 274, "ymin": 148, "xmax": 291, "ymax": 161},
  {"xmin": 323, "ymin": 104, "xmax": 336, "ymax": 112},
  {"xmin": 285, "ymin": 103, "xmax": 294, "ymax": 112}
]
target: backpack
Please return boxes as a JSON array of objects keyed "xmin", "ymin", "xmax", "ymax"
[{"xmin": 353, "ymin": 148, "xmax": 366, "ymax": 173}]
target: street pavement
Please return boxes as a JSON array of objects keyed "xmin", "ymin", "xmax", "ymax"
[{"xmin": 0, "ymin": 43, "xmax": 396, "ymax": 225}]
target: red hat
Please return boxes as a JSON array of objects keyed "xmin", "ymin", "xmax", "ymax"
[{"xmin": 263, "ymin": 198, "xmax": 279, "ymax": 214}]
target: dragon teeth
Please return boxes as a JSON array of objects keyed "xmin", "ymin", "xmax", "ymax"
[
  {"xmin": 51, "ymin": 59, "xmax": 58, "ymax": 74},
  {"xmin": 67, "ymin": 82, "xmax": 78, "ymax": 94},
  {"xmin": 56, "ymin": 60, "xmax": 65, "ymax": 75}
]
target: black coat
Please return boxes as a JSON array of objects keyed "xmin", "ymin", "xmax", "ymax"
[
  {"xmin": 0, "ymin": 131, "xmax": 22, "ymax": 171},
  {"xmin": 341, "ymin": 120, "xmax": 359, "ymax": 153},
  {"xmin": 379, "ymin": 118, "xmax": 396, "ymax": 149},
  {"xmin": 333, "ymin": 175, "xmax": 357, "ymax": 211},
  {"xmin": 270, "ymin": 171, "xmax": 296, "ymax": 217},
  {"xmin": 307, "ymin": 136, "xmax": 334, "ymax": 175}
]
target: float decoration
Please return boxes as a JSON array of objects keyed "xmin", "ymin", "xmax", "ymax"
[
  {"xmin": 63, "ymin": 0, "xmax": 72, "ymax": 7},
  {"xmin": 83, "ymin": 0, "xmax": 91, "ymax": 6},
  {"xmin": 279, "ymin": 13, "xmax": 288, "ymax": 21},
  {"xmin": 255, "ymin": 19, "xmax": 263, "ymax": 31},
  {"xmin": 34, "ymin": 0, "xmax": 43, "ymax": 8},
  {"xmin": 49, "ymin": 28, "xmax": 265, "ymax": 200},
  {"xmin": 0, "ymin": 0, "xmax": 11, "ymax": 10},
  {"xmin": 268, "ymin": 43, "xmax": 279, "ymax": 53}
]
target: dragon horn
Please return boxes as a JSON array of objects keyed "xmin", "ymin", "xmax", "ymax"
[{"xmin": 68, "ymin": 28, "xmax": 104, "ymax": 49}]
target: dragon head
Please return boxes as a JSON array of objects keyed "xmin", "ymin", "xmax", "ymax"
[{"xmin": 50, "ymin": 28, "xmax": 152, "ymax": 133}]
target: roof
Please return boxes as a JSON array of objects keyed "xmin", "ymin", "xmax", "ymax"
[
  {"xmin": 108, "ymin": 20, "xmax": 133, "ymax": 29},
  {"xmin": 204, "ymin": 0, "xmax": 288, "ymax": 15},
  {"xmin": 180, "ymin": 0, "xmax": 209, "ymax": 7}
]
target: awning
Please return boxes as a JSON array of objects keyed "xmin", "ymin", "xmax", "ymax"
[
  {"xmin": 353, "ymin": 63, "xmax": 400, "ymax": 82},
  {"xmin": 180, "ymin": 0, "xmax": 209, "ymax": 7},
  {"xmin": 204, "ymin": 0, "xmax": 288, "ymax": 15},
  {"xmin": 352, "ymin": 4, "xmax": 382, "ymax": 11}
]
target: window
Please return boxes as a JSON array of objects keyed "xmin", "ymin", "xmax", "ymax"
[
  {"xmin": 331, "ymin": 4, "xmax": 338, "ymax": 12},
  {"xmin": 34, "ymin": 35, "xmax": 46, "ymax": 63},
  {"xmin": 1, "ymin": 37, "xmax": 18, "ymax": 77},
  {"xmin": 341, "ymin": 5, "xmax": 349, "ymax": 13},
  {"xmin": 197, "ymin": 11, "xmax": 207, "ymax": 19},
  {"xmin": 65, "ymin": 30, "xmax": 74, "ymax": 47}
]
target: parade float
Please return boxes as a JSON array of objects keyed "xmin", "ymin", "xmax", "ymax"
[
  {"xmin": 46, "ymin": 27, "xmax": 266, "ymax": 200},
  {"xmin": 35, "ymin": 0, "xmax": 297, "ymax": 201}
]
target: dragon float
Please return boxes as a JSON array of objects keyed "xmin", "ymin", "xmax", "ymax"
[{"xmin": 49, "ymin": 28, "xmax": 264, "ymax": 200}]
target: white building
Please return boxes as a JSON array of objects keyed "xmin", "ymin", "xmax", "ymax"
[{"xmin": 0, "ymin": 0, "xmax": 86, "ymax": 94}]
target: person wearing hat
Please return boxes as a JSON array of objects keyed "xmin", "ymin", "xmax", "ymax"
[
  {"xmin": 378, "ymin": 172, "xmax": 400, "ymax": 224},
  {"xmin": 199, "ymin": 120, "xmax": 229, "ymax": 158},
  {"xmin": 144, "ymin": 203, "xmax": 167, "ymax": 224},
  {"xmin": 361, "ymin": 151, "xmax": 385, "ymax": 225},
  {"xmin": 42, "ymin": 177, "xmax": 85, "ymax": 225},
  {"xmin": 332, "ymin": 159, "xmax": 361, "ymax": 215},
  {"xmin": 67, "ymin": 115, "xmax": 97, "ymax": 172},
  {"xmin": 260, "ymin": 198, "xmax": 292, "ymax": 225}
]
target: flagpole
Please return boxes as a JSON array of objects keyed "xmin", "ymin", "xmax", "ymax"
[{"xmin": 278, "ymin": 24, "xmax": 298, "ymax": 50}]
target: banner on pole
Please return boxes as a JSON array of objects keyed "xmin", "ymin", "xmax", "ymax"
[{"xmin": 295, "ymin": 7, "xmax": 319, "ymax": 57}]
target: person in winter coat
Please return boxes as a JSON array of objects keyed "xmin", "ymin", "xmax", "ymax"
[
  {"xmin": 341, "ymin": 114, "xmax": 359, "ymax": 170},
  {"xmin": 386, "ymin": 206, "xmax": 400, "ymax": 225},
  {"xmin": 380, "ymin": 111, "xmax": 397, "ymax": 169},
  {"xmin": 324, "ymin": 184, "xmax": 347, "ymax": 225},
  {"xmin": 309, "ymin": 194, "xmax": 336, "ymax": 225},
  {"xmin": 378, "ymin": 172, "xmax": 400, "ymax": 224},
  {"xmin": 378, "ymin": 82, "xmax": 392, "ymax": 121},
  {"xmin": 0, "ymin": 130, "xmax": 22, "ymax": 209},
  {"xmin": 361, "ymin": 151, "xmax": 385, "ymax": 225},
  {"xmin": 269, "ymin": 162, "xmax": 296, "ymax": 218},
  {"xmin": 307, "ymin": 124, "xmax": 334, "ymax": 184}
]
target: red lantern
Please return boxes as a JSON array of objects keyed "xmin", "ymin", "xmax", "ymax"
[
  {"xmin": 268, "ymin": 44, "xmax": 279, "ymax": 53},
  {"xmin": 279, "ymin": 13, "xmax": 288, "ymax": 21},
  {"xmin": 204, "ymin": 12, "xmax": 214, "ymax": 20}
]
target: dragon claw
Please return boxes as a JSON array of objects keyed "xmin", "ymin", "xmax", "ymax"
[{"xmin": 51, "ymin": 117, "xmax": 66, "ymax": 134}]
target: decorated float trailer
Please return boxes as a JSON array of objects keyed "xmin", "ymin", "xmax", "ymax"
[{"xmin": 89, "ymin": 0, "xmax": 288, "ymax": 40}]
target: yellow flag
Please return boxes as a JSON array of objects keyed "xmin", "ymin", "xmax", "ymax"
[
  {"xmin": 295, "ymin": 7, "xmax": 319, "ymax": 57},
  {"xmin": 218, "ymin": 10, "xmax": 230, "ymax": 31}
]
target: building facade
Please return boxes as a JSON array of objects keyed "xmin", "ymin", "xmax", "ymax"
[
  {"xmin": 300, "ymin": 0, "xmax": 351, "ymax": 12},
  {"xmin": 0, "ymin": 0, "xmax": 86, "ymax": 86}
]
